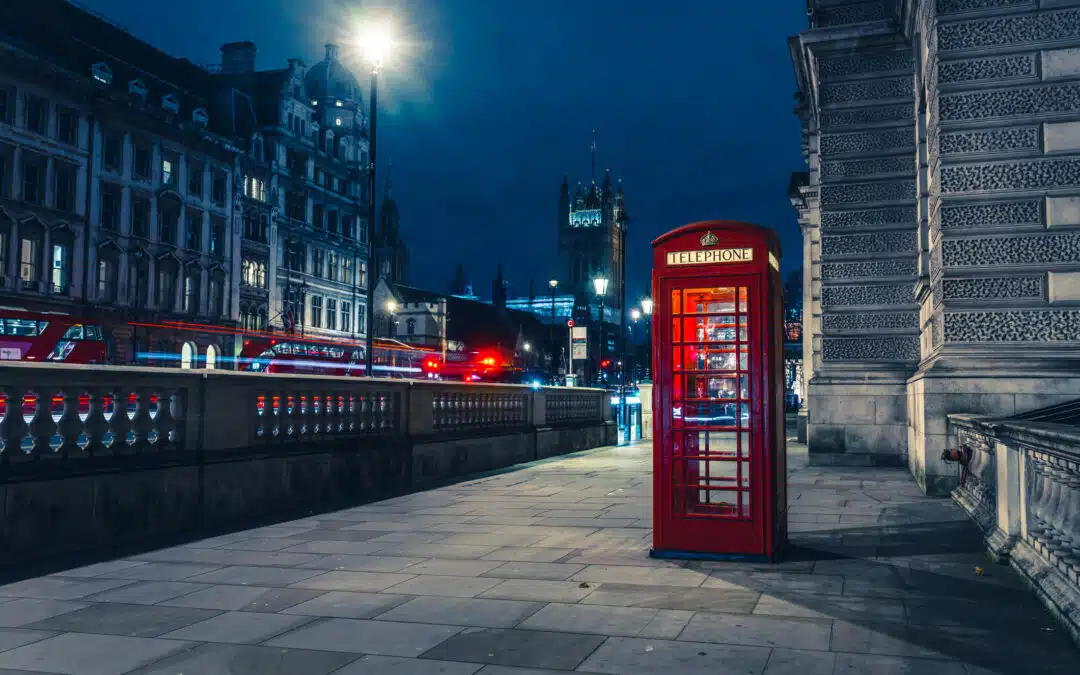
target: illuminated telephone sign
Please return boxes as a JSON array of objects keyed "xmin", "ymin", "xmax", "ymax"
[{"xmin": 649, "ymin": 220, "xmax": 788, "ymax": 562}]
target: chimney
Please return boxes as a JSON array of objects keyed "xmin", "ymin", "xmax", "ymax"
[{"xmin": 220, "ymin": 41, "xmax": 257, "ymax": 74}]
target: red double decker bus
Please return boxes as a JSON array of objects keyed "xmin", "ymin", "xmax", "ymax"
[
  {"xmin": 0, "ymin": 307, "xmax": 107, "ymax": 364},
  {"xmin": 237, "ymin": 333, "xmax": 434, "ymax": 377},
  {"xmin": 420, "ymin": 347, "xmax": 531, "ymax": 383}
]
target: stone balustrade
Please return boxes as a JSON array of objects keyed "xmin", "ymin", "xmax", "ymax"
[
  {"xmin": 948, "ymin": 402, "xmax": 1080, "ymax": 645},
  {"xmin": 0, "ymin": 362, "xmax": 613, "ymax": 566}
]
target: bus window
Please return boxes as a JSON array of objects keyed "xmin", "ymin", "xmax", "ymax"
[
  {"xmin": 63, "ymin": 324, "xmax": 85, "ymax": 340},
  {"xmin": 85, "ymin": 325, "xmax": 103, "ymax": 341},
  {"xmin": 4, "ymin": 318, "xmax": 46, "ymax": 336},
  {"xmin": 47, "ymin": 341, "xmax": 77, "ymax": 361}
]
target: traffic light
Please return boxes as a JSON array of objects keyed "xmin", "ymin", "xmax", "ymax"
[{"xmin": 601, "ymin": 359, "xmax": 612, "ymax": 369}]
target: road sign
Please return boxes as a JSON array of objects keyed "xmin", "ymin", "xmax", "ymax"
[{"xmin": 567, "ymin": 319, "xmax": 574, "ymax": 327}]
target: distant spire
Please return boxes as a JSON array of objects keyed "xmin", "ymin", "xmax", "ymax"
[
  {"xmin": 590, "ymin": 129, "xmax": 596, "ymax": 182},
  {"xmin": 385, "ymin": 157, "xmax": 393, "ymax": 198}
]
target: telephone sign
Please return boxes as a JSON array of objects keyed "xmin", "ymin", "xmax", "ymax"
[{"xmin": 649, "ymin": 220, "xmax": 787, "ymax": 562}]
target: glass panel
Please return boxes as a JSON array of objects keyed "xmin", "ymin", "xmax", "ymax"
[
  {"xmin": 678, "ymin": 402, "xmax": 742, "ymax": 427},
  {"xmin": 685, "ymin": 430, "xmax": 738, "ymax": 457},
  {"xmin": 674, "ymin": 346, "xmax": 738, "ymax": 372},
  {"xmin": 739, "ymin": 375, "xmax": 748, "ymax": 399},
  {"xmin": 686, "ymin": 375, "xmax": 738, "ymax": 400},
  {"xmin": 670, "ymin": 289, "xmax": 682, "ymax": 315},
  {"xmin": 671, "ymin": 318, "xmax": 682, "ymax": 343},
  {"xmin": 739, "ymin": 287, "xmax": 749, "ymax": 312},
  {"xmin": 677, "ymin": 315, "xmax": 745, "ymax": 342},
  {"xmin": 682, "ymin": 287, "xmax": 736, "ymax": 313}
]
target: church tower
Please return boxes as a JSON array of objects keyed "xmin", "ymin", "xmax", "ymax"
[{"xmin": 374, "ymin": 162, "xmax": 409, "ymax": 285}]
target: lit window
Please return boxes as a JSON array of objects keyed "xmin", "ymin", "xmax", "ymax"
[
  {"xmin": 91, "ymin": 62, "xmax": 112, "ymax": 84},
  {"xmin": 162, "ymin": 159, "xmax": 173, "ymax": 185},
  {"xmin": 311, "ymin": 99, "xmax": 318, "ymax": 106},
  {"xmin": 334, "ymin": 117, "xmax": 342, "ymax": 127},
  {"xmin": 192, "ymin": 107, "xmax": 209, "ymax": 126},
  {"xmin": 162, "ymin": 94, "xmax": 179, "ymax": 114},
  {"xmin": 128, "ymin": 79, "xmax": 147, "ymax": 98},
  {"xmin": 335, "ymin": 100, "xmax": 343, "ymax": 107}
]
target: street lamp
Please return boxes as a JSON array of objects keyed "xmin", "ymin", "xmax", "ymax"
[
  {"xmin": 548, "ymin": 276, "xmax": 558, "ymax": 378},
  {"xmin": 593, "ymin": 276, "xmax": 609, "ymax": 386},
  {"xmin": 640, "ymin": 297, "xmax": 653, "ymax": 381},
  {"xmin": 359, "ymin": 21, "xmax": 396, "ymax": 377},
  {"xmin": 384, "ymin": 298, "xmax": 397, "ymax": 338}
]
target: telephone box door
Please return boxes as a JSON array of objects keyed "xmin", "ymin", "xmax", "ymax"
[{"xmin": 657, "ymin": 279, "xmax": 765, "ymax": 555}]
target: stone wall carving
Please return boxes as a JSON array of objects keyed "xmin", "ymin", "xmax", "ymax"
[
  {"xmin": 944, "ymin": 309, "xmax": 1080, "ymax": 342},
  {"xmin": 821, "ymin": 180, "xmax": 917, "ymax": 207},
  {"xmin": 932, "ymin": 309, "xmax": 944, "ymax": 348},
  {"xmin": 821, "ymin": 104, "xmax": 912, "ymax": 129},
  {"xmin": 937, "ymin": 0, "xmax": 1032, "ymax": 16},
  {"xmin": 932, "ymin": 277, "xmax": 944, "ymax": 307},
  {"xmin": 939, "ymin": 199, "xmax": 1042, "ymax": 228},
  {"xmin": 821, "ymin": 206, "xmax": 917, "ymax": 229},
  {"xmin": 822, "ymin": 311, "xmax": 919, "ymax": 332},
  {"xmin": 823, "ymin": 283, "xmax": 916, "ymax": 307},
  {"xmin": 938, "ymin": 54, "xmax": 1037, "ymax": 85},
  {"xmin": 816, "ymin": 1, "xmax": 891, "ymax": 28},
  {"xmin": 941, "ymin": 83, "xmax": 1080, "ymax": 122},
  {"xmin": 943, "ymin": 276, "xmax": 1043, "ymax": 299},
  {"xmin": 822, "ymin": 336, "xmax": 921, "ymax": 361},
  {"xmin": 821, "ymin": 156, "xmax": 916, "ymax": 181},
  {"xmin": 822, "ymin": 230, "xmax": 918, "ymax": 256},
  {"xmin": 821, "ymin": 129, "xmax": 914, "ymax": 156},
  {"xmin": 820, "ymin": 77, "xmax": 914, "ymax": 107},
  {"xmin": 938, "ymin": 9, "xmax": 1080, "ymax": 53},
  {"xmin": 818, "ymin": 51, "xmax": 916, "ymax": 80},
  {"xmin": 940, "ymin": 127, "xmax": 1039, "ymax": 155},
  {"xmin": 943, "ymin": 233, "xmax": 1080, "ymax": 267},
  {"xmin": 821, "ymin": 258, "xmax": 918, "ymax": 279},
  {"xmin": 942, "ymin": 158, "xmax": 1080, "ymax": 194},
  {"xmin": 931, "ymin": 243, "xmax": 943, "ymax": 279}
]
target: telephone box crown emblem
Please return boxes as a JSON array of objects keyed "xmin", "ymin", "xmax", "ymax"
[{"xmin": 700, "ymin": 231, "xmax": 719, "ymax": 247}]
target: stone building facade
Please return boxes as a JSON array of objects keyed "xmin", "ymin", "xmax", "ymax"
[{"xmin": 791, "ymin": 0, "xmax": 1080, "ymax": 494}]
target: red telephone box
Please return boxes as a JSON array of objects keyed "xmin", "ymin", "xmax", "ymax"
[{"xmin": 650, "ymin": 220, "xmax": 787, "ymax": 561}]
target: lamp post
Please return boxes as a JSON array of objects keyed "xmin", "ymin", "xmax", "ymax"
[
  {"xmin": 629, "ymin": 307, "xmax": 641, "ymax": 383},
  {"xmin": 593, "ymin": 276, "xmax": 609, "ymax": 387},
  {"xmin": 360, "ymin": 23, "xmax": 395, "ymax": 377},
  {"xmin": 548, "ymin": 276, "xmax": 558, "ymax": 379},
  {"xmin": 640, "ymin": 297, "xmax": 653, "ymax": 381}
]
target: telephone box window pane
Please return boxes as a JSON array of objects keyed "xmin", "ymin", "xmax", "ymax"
[
  {"xmin": 682, "ymin": 287, "xmax": 737, "ymax": 313},
  {"xmin": 679, "ymin": 315, "xmax": 745, "ymax": 342},
  {"xmin": 687, "ymin": 430, "xmax": 737, "ymax": 457},
  {"xmin": 671, "ymin": 289, "xmax": 682, "ymax": 315},
  {"xmin": 739, "ymin": 287, "xmax": 749, "ymax": 312},
  {"xmin": 671, "ymin": 318, "xmax": 682, "ymax": 343},
  {"xmin": 676, "ymin": 346, "xmax": 738, "ymax": 372},
  {"xmin": 680, "ymin": 402, "xmax": 742, "ymax": 427},
  {"xmin": 673, "ymin": 373, "xmax": 683, "ymax": 401},
  {"xmin": 686, "ymin": 375, "xmax": 738, "ymax": 400},
  {"xmin": 739, "ymin": 375, "xmax": 748, "ymax": 399}
]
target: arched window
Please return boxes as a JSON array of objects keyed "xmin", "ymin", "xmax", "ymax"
[
  {"xmin": 406, "ymin": 319, "xmax": 416, "ymax": 336},
  {"xmin": 180, "ymin": 342, "xmax": 197, "ymax": 369},
  {"xmin": 205, "ymin": 344, "xmax": 218, "ymax": 370}
]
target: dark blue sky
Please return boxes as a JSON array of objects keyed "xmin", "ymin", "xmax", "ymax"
[{"xmin": 82, "ymin": 0, "xmax": 808, "ymax": 304}]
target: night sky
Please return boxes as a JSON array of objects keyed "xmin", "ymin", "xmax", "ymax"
[{"xmin": 81, "ymin": 0, "xmax": 809, "ymax": 305}]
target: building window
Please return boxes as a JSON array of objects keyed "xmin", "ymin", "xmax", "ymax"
[
  {"xmin": 327, "ymin": 252, "xmax": 338, "ymax": 281},
  {"xmin": 312, "ymin": 248, "xmax": 325, "ymax": 277},
  {"xmin": 243, "ymin": 175, "xmax": 267, "ymax": 201},
  {"xmin": 357, "ymin": 304, "xmax": 366, "ymax": 335},
  {"xmin": 341, "ymin": 301, "xmax": 351, "ymax": 334},
  {"xmin": 132, "ymin": 198, "xmax": 150, "ymax": 238},
  {"xmin": 343, "ymin": 216, "xmax": 354, "ymax": 240},
  {"xmin": 0, "ymin": 87, "xmax": 14, "ymax": 123},
  {"xmin": 185, "ymin": 210, "xmax": 202, "ymax": 251},
  {"xmin": 211, "ymin": 170, "xmax": 226, "ymax": 204},
  {"xmin": 326, "ymin": 298, "xmax": 337, "ymax": 331},
  {"xmin": 22, "ymin": 156, "xmax": 43, "ymax": 205},
  {"xmin": 406, "ymin": 318, "xmax": 416, "ymax": 336},
  {"xmin": 51, "ymin": 243, "xmax": 69, "ymax": 293},
  {"xmin": 310, "ymin": 295, "xmax": 323, "ymax": 328},
  {"xmin": 285, "ymin": 191, "xmax": 305, "ymax": 221},
  {"xmin": 242, "ymin": 259, "xmax": 267, "ymax": 288},
  {"xmin": 192, "ymin": 108, "xmax": 209, "ymax": 126},
  {"xmin": 183, "ymin": 272, "xmax": 199, "ymax": 313},
  {"xmin": 103, "ymin": 133, "xmax": 122, "ymax": 173},
  {"xmin": 0, "ymin": 148, "xmax": 9, "ymax": 198},
  {"xmin": 133, "ymin": 143, "xmax": 152, "ymax": 180},
  {"xmin": 327, "ymin": 210, "xmax": 339, "ymax": 234},
  {"xmin": 313, "ymin": 203, "xmax": 324, "ymax": 229},
  {"xmin": 54, "ymin": 162, "xmax": 76, "ymax": 212},
  {"xmin": 19, "ymin": 237, "xmax": 39, "ymax": 286},
  {"xmin": 342, "ymin": 257, "xmax": 353, "ymax": 284},
  {"xmin": 157, "ymin": 268, "xmax": 174, "ymax": 309},
  {"xmin": 188, "ymin": 162, "xmax": 202, "ymax": 196},
  {"xmin": 359, "ymin": 261, "xmax": 368, "ymax": 288},
  {"xmin": 128, "ymin": 79, "xmax": 147, "ymax": 98},
  {"xmin": 97, "ymin": 258, "xmax": 116, "ymax": 302},
  {"xmin": 162, "ymin": 157, "xmax": 176, "ymax": 187},
  {"xmin": 91, "ymin": 62, "xmax": 112, "ymax": 84},
  {"xmin": 56, "ymin": 106, "xmax": 77, "ymax": 145},
  {"xmin": 130, "ymin": 259, "xmax": 148, "ymax": 306},
  {"xmin": 100, "ymin": 185, "xmax": 121, "ymax": 230},
  {"xmin": 284, "ymin": 241, "xmax": 305, "ymax": 273},
  {"xmin": 334, "ymin": 117, "xmax": 342, "ymax": 127},
  {"xmin": 162, "ymin": 94, "xmax": 179, "ymax": 114},
  {"xmin": 0, "ymin": 230, "xmax": 7, "ymax": 277},
  {"xmin": 25, "ymin": 95, "xmax": 47, "ymax": 135},
  {"xmin": 159, "ymin": 198, "xmax": 179, "ymax": 245},
  {"xmin": 210, "ymin": 217, "xmax": 225, "ymax": 258},
  {"xmin": 208, "ymin": 278, "xmax": 222, "ymax": 316},
  {"xmin": 315, "ymin": 168, "xmax": 326, "ymax": 186}
]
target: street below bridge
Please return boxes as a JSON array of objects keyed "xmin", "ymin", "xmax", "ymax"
[{"xmin": 0, "ymin": 437, "xmax": 1077, "ymax": 674}]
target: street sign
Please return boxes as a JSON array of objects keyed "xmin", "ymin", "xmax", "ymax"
[
  {"xmin": 567, "ymin": 319, "xmax": 574, "ymax": 327},
  {"xmin": 571, "ymin": 326, "xmax": 588, "ymax": 360}
]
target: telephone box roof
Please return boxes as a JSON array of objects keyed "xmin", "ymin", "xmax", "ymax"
[{"xmin": 652, "ymin": 220, "xmax": 781, "ymax": 257}]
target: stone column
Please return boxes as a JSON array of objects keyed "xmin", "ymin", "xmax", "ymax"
[{"xmin": 907, "ymin": 1, "xmax": 1080, "ymax": 494}]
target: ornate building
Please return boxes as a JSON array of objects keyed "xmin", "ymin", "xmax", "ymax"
[
  {"xmin": 790, "ymin": 0, "xmax": 1080, "ymax": 495},
  {"xmin": 557, "ymin": 153, "xmax": 629, "ymax": 384},
  {"xmin": 373, "ymin": 165, "xmax": 409, "ymax": 285}
]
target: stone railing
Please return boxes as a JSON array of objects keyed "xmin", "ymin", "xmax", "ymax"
[
  {"xmin": 948, "ymin": 402, "xmax": 1080, "ymax": 646},
  {"xmin": 0, "ymin": 363, "xmax": 612, "ymax": 566}
]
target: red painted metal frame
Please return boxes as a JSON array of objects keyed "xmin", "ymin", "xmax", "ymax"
[{"xmin": 650, "ymin": 220, "xmax": 787, "ymax": 561}]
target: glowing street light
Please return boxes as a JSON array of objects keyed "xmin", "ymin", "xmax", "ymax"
[
  {"xmin": 592, "ymin": 277, "xmax": 609, "ymax": 297},
  {"xmin": 359, "ymin": 21, "xmax": 396, "ymax": 71},
  {"xmin": 641, "ymin": 297, "xmax": 653, "ymax": 315},
  {"xmin": 630, "ymin": 308, "xmax": 641, "ymax": 322},
  {"xmin": 385, "ymin": 299, "xmax": 398, "ymax": 313},
  {"xmin": 524, "ymin": 342, "xmax": 532, "ymax": 352},
  {"xmin": 593, "ymin": 276, "xmax": 609, "ymax": 386}
]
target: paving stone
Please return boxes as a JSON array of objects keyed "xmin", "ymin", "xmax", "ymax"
[
  {"xmin": 27, "ymin": 602, "xmax": 221, "ymax": 637},
  {"xmin": 419, "ymin": 628, "xmax": 604, "ymax": 670},
  {"xmin": 364, "ymin": 532, "xmax": 453, "ymax": 545},
  {"xmin": 86, "ymin": 581, "xmax": 212, "ymax": 605},
  {"xmin": 472, "ymin": 667, "xmax": 573, "ymax": 675},
  {"xmin": 0, "ymin": 599, "xmax": 88, "ymax": 628},
  {"xmin": 579, "ymin": 583, "xmax": 760, "ymax": 613},
  {"xmin": 761, "ymin": 648, "xmax": 836, "ymax": 675},
  {"xmin": 577, "ymin": 635, "xmax": 771, "ymax": 675},
  {"xmin": 571, "ymin": 565, "xmax": 709, "ymax": 588},
  {"xmin": 376, "ymin": 597, "xmax": 543, "ymax": 629},
  {"xmin": 478, "ymin": 579, "xmax": 597, "ymax": 603},
  {"xmin": 49, "ymin": 561, "xmax": 148, "ymax": 579},
  {"xmin": 481, "ymin": 562, "xmax": 584, "ymax": 581},
  {"xmin": 833, "ymin": 653, "xmax": 967, "ymax": 675},
  {"xmin": 830, "ymin": 621, "xmax": 954, "ymax": 660},
  {"xmin": 125, "ymin": 642, "xmax": 358, "ymax": 675},
  {"xmin": 298, "ymin": 555, "xmax": 427, "ymax": 572},
  {"xmin": 518, "ymin": 602, "xmax": 691, "ymax": 639},
  {"xmin": 334, "ymin": 654, "xmax": 482, "ymax": 674},
  {"xmin": 437, "ymin": 534, "xmax": 548, "ymax": 548},
  {"xmin": 102, "ymin": 562, "xmax": 223, "ymax": 581},
  {"xmin": 162, "ymin": 610, "xmax": 312, "ymax": 643},
  {"xmin": 281, "ymin": 540, "xmax": 393, "ymax": 555},
  {"xmin": 753, "ymin": 593, "xmax": 904, "ymax": 622},
  {"xmin": 281, "ymin": 591, "xmax": 411, "ymax": 619},
  {"xmin": 704, "ymin": 571, "xmax": 844, "ymax": 595},
  {"xmin": 386, "ymin": 575, "xmax": 504, "ymax": 598},
  {"xmin": 290, "ymin": 571, "xmax": 417, "ymax": 592},
  {"xmin": 266, "ymin": 618, "xmax": 461, "ymax": 656},
  {"xmin": 215, "ymin": 537, "xmax": 306, "ymax": 551},
  {"xmin": 0, "ymin": 633, "xmax": 190, "ymax": 675},
  {"xmin": 187, "ymin": 565, "xmax": 324, "ymax": 586},
  {"xmin": 136, "ymin": 548, "xmax": 323, "ymax": 567},
  {"xmin": 291, "ymin": 528, "xmax": 393, "ymax": 542},
  {"xmin": 0, "ymin": 630, "xmax": 55, "ymax": 653},
  {"xmin": 378, "ymin": 544, "xmax": 503, "ymax": 559},
  {"xmin": 399, "ymin": 560, "xmax": 505, "ymax": 577},
  {"xmin": 0, "ymin": 577, "xmax": 134, "ymax": 601},
  {"xmin": 678, "ymin": 612, "xmax": 832, "ymax": 650},
  {"xmin": 480, "ymin": 548, "xmax": 574, "ymax": 563}
]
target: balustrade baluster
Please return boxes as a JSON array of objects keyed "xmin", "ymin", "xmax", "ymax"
[
  {"xmin": 111, "ymin": 387, "xmax": 134, "ymax": 454},
  {"xmin": 83, "ymin": 387, "xmax": 111, "ymax": 456},
  {"xmin": 19, "ymin": 389, "xmax": 53, "ymax": 462},
  {"xmin": 1045, "ymin": 466, "xmax": 1069, "ymax": 546},
  {"xmin": 156, "ymin": 389, "xmax": 181, "ymax": 449},
  {"xmin": 56, "ymin": 390, "xmax": 84, "ymax": 459}
]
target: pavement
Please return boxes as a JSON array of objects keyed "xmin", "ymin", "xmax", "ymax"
[{"xmin": 0, "ymin": 436, "xmax": 1077, "ymax": 674}]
